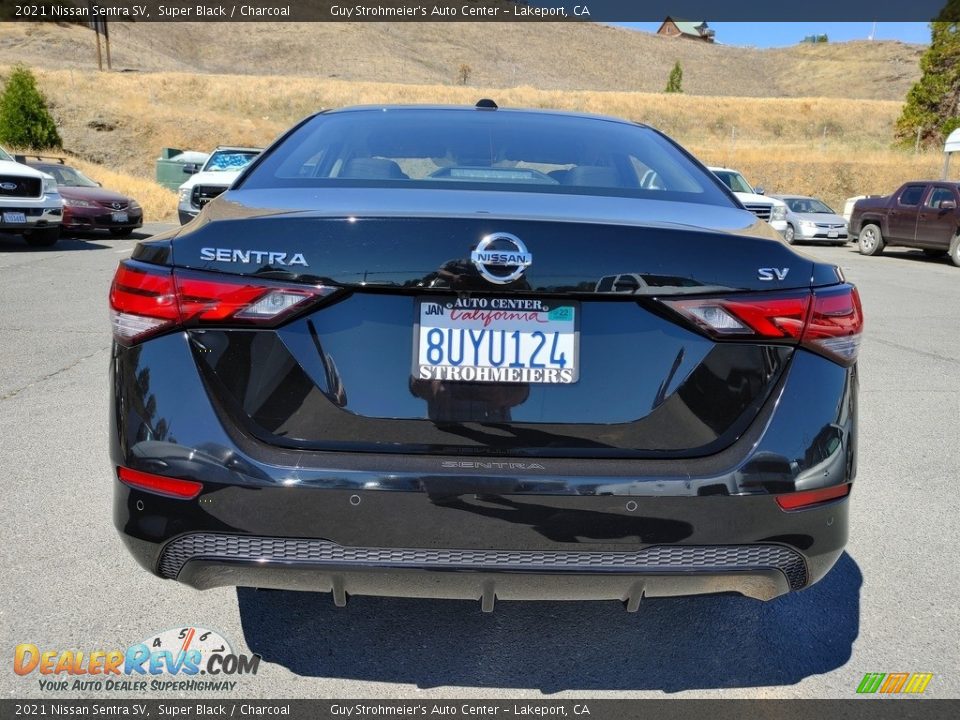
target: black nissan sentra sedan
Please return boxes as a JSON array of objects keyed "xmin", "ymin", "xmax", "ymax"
[{"xmin": 109, "ymin": 103, "xmax": 861, "ymax": 609}]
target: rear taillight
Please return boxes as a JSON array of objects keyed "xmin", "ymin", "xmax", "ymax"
[
  {"xmin": 660, "ymin": 284, "xmax": 863, "ymax": 366},
  {"xmin": 801, "ymin": 285, "xmax": 864, "ymax": 365},
  {"xmin": 109, "ymin": 261, "xmax": 337, "ymax": 345},
  {"xmin": 664, "ymin": 292, "xmax": 810, "ymax": 340}
]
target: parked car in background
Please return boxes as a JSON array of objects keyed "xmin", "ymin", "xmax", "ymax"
[
  {"xmin": 25, "ymin": 157, "xmax": 143, "ymax": 237},
  {"xmin": 177, "ymin": 146, "xmax": 262, "ymax": 224},
  {"xmin": 0, "ymin": 146, "xmax": 62, "ymax": 247},
  {"xmin": 773, "ymin": 195, "xmax": 848, "ymax": 245},
  {"xmin": 850, "ymin": 181, "xmax": 960, "ymax": 266},
  {"xmin": 709, "ymin": 166, "xmax": 788, "ymax": 234}
]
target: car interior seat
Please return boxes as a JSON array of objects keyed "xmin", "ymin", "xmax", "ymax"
[{"xmin": 340, "ymin": 158, "xmax": 409, "ymax": 180}]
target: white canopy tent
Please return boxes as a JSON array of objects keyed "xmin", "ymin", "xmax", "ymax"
[{"xmin": 945, "ymin": 128, "xmax": 960, "ymax": 179}]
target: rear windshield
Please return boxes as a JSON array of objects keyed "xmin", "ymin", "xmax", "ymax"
[
  {"xmin": 203, "ymin": 150, "xmax": 261, "ymax": 172},
  {"xmin": 712, "ymin": 170, "xmax": 754, "ymax": 194},
  {"xmin": 240, "ymin": 109, "xmax": 734, "ymax": 206},
  {"xmin": 784, "ymin": 197, "xmax": 835, "ymax": 214}
]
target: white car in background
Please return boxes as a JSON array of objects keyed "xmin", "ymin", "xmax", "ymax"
[
  {"xmin": 709, "ymin": 166, "xmax": 788, "ymax": 235},
  {"xmin": 177, "ymin": 146, "xmax": 262, "ymax": 224},
  {"xmin": 0, "ymin": 145, "xmax": 62, "ymax": 246},
  {"xmin": 773, "ymin": 194, "xmax": 849, "ymax": 245}
]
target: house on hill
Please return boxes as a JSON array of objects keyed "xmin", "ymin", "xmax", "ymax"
[{"xmin": 656, "ymin": 18, "xmax": 716, "ymax": 43}]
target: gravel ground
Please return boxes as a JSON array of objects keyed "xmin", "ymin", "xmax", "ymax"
[{"xmin": 1, "ymin": 229, "xmax": 957, "ymax": 699}]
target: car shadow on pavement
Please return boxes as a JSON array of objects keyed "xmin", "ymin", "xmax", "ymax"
[
  {"xmin": 0, "ymin": 235, "xmax": 110, "ymax": 252},
  {"xmin": 877, "ymin": 249, "xmax": 954, "ymax": 266},
  {"xmin": 237, "ymin": 552, "xmax": 861, "ymax": 693},
  {"xmin": 60, "ymin": 229, "xmax": 156, "ymax": 242}
]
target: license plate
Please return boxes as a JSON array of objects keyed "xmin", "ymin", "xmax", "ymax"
[
  {"xmin": 111, "ymin": 212, "xmax": 128, "ymax": 223},
  {"xmin": 828, "ymin": 231, "xmax": 839, "ymax": 238},
  {"xmin": 415, "ymin": 297, "xmax": 579, "ymax": 384},
  {"xmin": 2, "ymin": 212, "xmax": 26, "ymax": 224}
]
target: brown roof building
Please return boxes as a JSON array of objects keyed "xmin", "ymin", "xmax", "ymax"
[{"xmin": 656, "ymin": 18, "xmax": 716, "ymax": 43}]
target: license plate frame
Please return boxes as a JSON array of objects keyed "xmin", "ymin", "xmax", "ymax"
[
  {"xmin": 2, "ymin": 212, "xmax": 26, "ymax": 224},
  {"xmin": 111, "ymin": 211, "xmax": 129, "ymax": 224},
  {"xmin": 827, "ymin": 231, "xmax": 839, "ymax": 238},
  {"xmin": 413, "ymin": 296, "xmax": 580, "ymax": 384}
]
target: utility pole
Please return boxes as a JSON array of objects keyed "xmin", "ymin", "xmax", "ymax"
[
  {"xmin": 915, "ymin": 126, "xmax": 922, "ymax": 154},
  {"xmin": 104, "ymin": 21, "xmax": 112, "ymax": 70},
  {"xmin": 88, "ymin": 2, "xmax": 109, "ymax": 71}
]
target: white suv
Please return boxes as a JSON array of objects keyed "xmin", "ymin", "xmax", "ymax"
[
  {"xmin": 177, "ymin": 146, "xmax": 262, "ymax": 224},
  {"xmin": 0, "ymin": 146, "xmax": 63, "ymax": 246},
  {"xmin": 709, "ymin": 166, "xmax": 788, "ymax": 235}
]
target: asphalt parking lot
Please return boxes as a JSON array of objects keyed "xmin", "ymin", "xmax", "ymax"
[{"xmin": 1, "ymin": 225, "xmax": 958, "ymax": 699}]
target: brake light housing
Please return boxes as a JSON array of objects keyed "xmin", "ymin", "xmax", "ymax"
[
  {"xmin": 109, "ymin": 261, "xmax": 337, "ymax": 345},
  {"xmin": 660, "ymin": 284, "xmax": 863, "ymax": 366}
]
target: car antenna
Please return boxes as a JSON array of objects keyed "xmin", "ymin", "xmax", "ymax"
[{"xmin": 475, "ymin": 99, "xmax": 498, "ymax": 110}]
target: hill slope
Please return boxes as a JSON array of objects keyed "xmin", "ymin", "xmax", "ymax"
[{"xmin": 0, "ymin": 21, "xmax": 923, "ymax": 101}]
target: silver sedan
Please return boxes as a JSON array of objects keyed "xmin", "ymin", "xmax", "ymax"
[{"xmin": 774, "ymin": 195, "xmax": 849, "ymax": 245}]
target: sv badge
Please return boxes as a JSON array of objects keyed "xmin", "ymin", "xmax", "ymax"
[{"xmin": 758, "ymin": 267, "xmax": 789, "ymax": 281}]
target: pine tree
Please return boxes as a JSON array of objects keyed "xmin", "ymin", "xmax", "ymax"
[
  {"xmin": 0, "ymin": 65, "xmax": 62, "ymax": 151},
  {"xmin": 665, "ymin": 62, "xmax": 683, "ymax": 94},
  {"xmin": 895, "ymin": 14, "xmax": 960, "ymax": 147}
]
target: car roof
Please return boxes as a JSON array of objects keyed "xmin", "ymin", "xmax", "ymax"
[
  {"xmin": 323, "ymin": 104, "xmax": 649, "ymax": 129},
  {"xmin": 27, "ymin": 161, "xmax": 76, "ymax": 172}
]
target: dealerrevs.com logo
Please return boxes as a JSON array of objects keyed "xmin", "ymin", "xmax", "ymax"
[{"xmin": 13, "ymin": 627, "xmax": 260, "ymax": 693}]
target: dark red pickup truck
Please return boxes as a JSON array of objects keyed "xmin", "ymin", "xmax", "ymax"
[{"xmin": 850, "ymin": 181, "xmax": 960, "ymax": 267}]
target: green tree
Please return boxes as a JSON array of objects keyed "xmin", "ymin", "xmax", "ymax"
[
  {"xmin": 895, "ymin": 16, "xmax": 960, "ymax": 147},
  {"xmin": 665, "ymin": 61, "xmax": 683, "ymax": 93},
  {"xmin": 0, "ymin": 65, "xmax": 61, "ymax": 150}
]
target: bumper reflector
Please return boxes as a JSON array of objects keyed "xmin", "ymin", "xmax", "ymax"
[
  {"xmin": 117, "ymin": 467, "xmax": 202, "ymax": 500},
  {"xmin": 776, "ymin": 483, "xmax": 850, "ymax": 511}
]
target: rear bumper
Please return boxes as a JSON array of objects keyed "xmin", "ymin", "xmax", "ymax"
[
  {"xmin": 116, "ymin": 481, "xmax": 848, "ymax": 604},
  {"xmin": 175, "ymin": 553, "xmax": 804, "ymax": 607},
  {"xmin": 111, "ymin": 331, "xmax": 857, "ymax": 604}
]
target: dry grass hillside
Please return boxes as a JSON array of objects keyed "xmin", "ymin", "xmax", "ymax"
[
  {"xmin": 0, "ymin": 22, "xmax": 944, "ymax": 222},
  {"xmin": 9, "ymin": 65, "xmax": 947, "ymax": 221},
  {"xmin": 0, "ymin": 21, "xmax": 923, "ymax": 100}
]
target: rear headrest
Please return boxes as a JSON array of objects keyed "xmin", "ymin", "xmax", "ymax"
[
  {"xmin": 340, "ymin": 158, "xmax": 408, "ymax": 180},
  {"xmin": 564, "ymin": 166, "xmax": 620, "ymax": 188}
]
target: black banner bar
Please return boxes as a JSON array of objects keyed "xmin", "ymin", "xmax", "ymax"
[{"xmin": 4, "ymin": 0, "xmax": 960, "ymax": 22}]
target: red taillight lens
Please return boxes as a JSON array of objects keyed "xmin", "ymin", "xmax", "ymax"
[
  {"xmin": 665, "ymin": 292, "xmax": 810, "ymax": 340},
  {"xmin": 109, "ymin": 261, "xmax": 337, "ymax": 345},
  {"xmin": 800, "ymin": 286, "xmax": 864, "ymax": 366},
  {"xmin": 660, "ymin": 284, "xmax": 862, "ymax": 366},
  {"xmin": 117, "ymin": 467, "xmax": 203, "ymax": 500},
  {"xmin": 776, "ymin": 483, "xmax": 850, "ymax": 511},
  {"xmin": 109, "ymin": 263, "xmax": 179, "ymax": 343}
]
